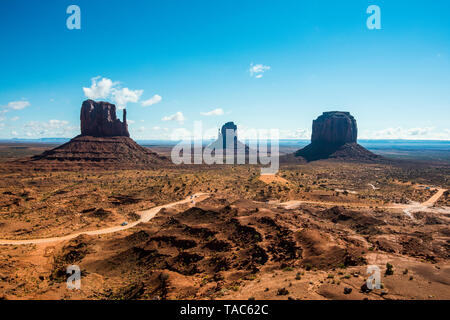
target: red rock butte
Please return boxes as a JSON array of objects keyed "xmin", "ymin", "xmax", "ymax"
[
  {"xmin": 80, "ymin": 100, "xmax": 130, "ymax": 137},
  {"xmin": 311, "ymin": 111, "xmax": 357, "ymax": 145},
  {"xmin": 30, "ymin": 100, "xmax": 169, "ymax": 168},
  {"xmin": 295, "ymin": 111, "xmax": 379, "ymax": 162}
]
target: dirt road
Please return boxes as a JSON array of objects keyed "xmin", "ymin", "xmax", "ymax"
[
  {"xmin": 279, "ymin": 188, "xmax": 448, "ymax": 214},
  {"xmin": 0, "ymin": 193, "xmax": 209, "ymax": 245},
  {"xmin": 422, "ymin": 188, "xmax": 447, "ymax": 207},
  {"xmin": 0, "ymin": 185, "xmax": 446, "ymax": 245}
]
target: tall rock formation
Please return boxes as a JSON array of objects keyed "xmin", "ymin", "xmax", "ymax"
[
  {"xmin": 31, "ymin": 100, "xmax": 169, "ymax": 168},
  {"xmin": 220, "ymin": 122, "xmax": 238, "ymax": 150},
  {"xmin": 206, "ymin": 121, "xmax": 249, "ymax": 154},
  {"xmin": 80, "ymin": 100, "xmax": 129, "ymax": 137},
  {"xmin": 294, "ymin": 111, "xmax": 378, "ymax": 161},
  {"xmin": 311, "ymin": 112, "xmax": 357, "ymax": 145}
]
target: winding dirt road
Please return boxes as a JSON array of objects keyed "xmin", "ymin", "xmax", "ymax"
[
  {"xmin": 0, "ymin": 185, "xmax": 446, "ymax": 245},
  {"xmin": 279, "ymin": 188, "xmax": 448, "ymax": 217},
  {"xmin": 0, "ymin": 193, "xmax": 209, "ymax": 245}
]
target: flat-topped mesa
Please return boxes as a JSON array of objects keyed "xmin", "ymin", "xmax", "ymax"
[
  {"xmin": 293, "ymin": 111, "xmax": 379, "ymax": 162},
  {"xmin": 311, "ymin": 111, "xmax": 357, "ymax": 146},
  {"xmin": 80, "ymin": 99, "xmax": 129, "ymax": 137}
]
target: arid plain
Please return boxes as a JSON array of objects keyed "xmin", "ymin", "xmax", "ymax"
[{"xmin": 0, "ymin": 141, "xmax": 448, "ymax": 300}]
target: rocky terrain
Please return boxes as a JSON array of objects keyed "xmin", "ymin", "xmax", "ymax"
[
  {"xmin": 294, "ymin": 112, "xmax": 379, "ymax": 162},
  {"xmin": 0, "ymin": 158, "xmax": 448, "ymax": 300}
]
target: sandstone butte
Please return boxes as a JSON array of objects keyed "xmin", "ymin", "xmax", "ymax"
[
  {"xmin": 295, "ymin": 111, "xmax": 379, "ymax": 162},
  {"xmin": 30, "ymin": 100, "xmax": 168, "ymax": 168}
]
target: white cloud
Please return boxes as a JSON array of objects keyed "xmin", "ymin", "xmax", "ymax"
[
  {"xmin": 162, "ymin": 111, "xmax": 185, "ymax": 124},
  {"xmin": 249, "ymin": 63, "xmax": 271, "ymax": 78},
  {"xmin": 83, "ymin": 76, "xmax": 146, "ymax": 109},
  {"xmin": 151, "ymin": 126, "xmax": 169, "ymax": 132},
  {"xmin": 23, "ymin": 119, "xmax": 77, "ymax": 138},
  {"xmin": 11, "ymin": 131, "xmax": 18, "ymax": 136},
  {"xmin": 11, "ymin": 116, "xmax": 19, "ymax": 121},
  {"xmin": 141, "ymin": 94, "xmax": 162, "ymax": 107},
  {"xmin": 170, "ymin": 128, "xmax": 192, "ymax": 140},
  {"xmin": 280, "ymin": 128, "xmax": 310, "ymax": 139},
  {"xmin": 1, "ymin": 100, "xmax": 30, "ymax": 110},
  {"xmin": 49, "ymin": 119, "xmax": 68, "ymax": 126},
  {"xmin": 83, "ymin": 77, "xmax": 115, "ymax": 100},
  {"xmin": 200, "ymin": 108, "xmax": 224, "ymax": 116},
  {"xmin": 360, "ymin": 127, "xmax": 450, "ymax": 140},
  {"xmin": 233, "ymin": 126, "xmax": 310, "ymax": 140},
  {"xmin": 112, "ymin": 87, "xmax": 143, "ymax": 110}
]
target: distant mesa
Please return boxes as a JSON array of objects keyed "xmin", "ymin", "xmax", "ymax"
[
  {"xmin": 207, "ymin": 121, "xmax": 249, "ymax": 153},
  {"xmin": 219, "ymin": 122, "xmax": 238, "ymax": 150},
  {"xmin": 31, "ymin": 100, "xmax": 168, "ymax": 168},
  {"xmin": 294, "ymin": 111, "xmax": 379, "ymax": 162}
]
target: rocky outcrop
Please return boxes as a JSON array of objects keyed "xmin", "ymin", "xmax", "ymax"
[
  {"xmin": 80, "ymin": 100, "xmax": 129, "ymax": 137},
  {"xmin": 33, "ymin": 135, "xmax": 167, "ymax": 166},
  {"xmin": 31, "ymin": 100, "xmax": 170, "ymax": 168},
  {"xmin": 311, "ymin": 112, "xmax": 357, "ymax": 145},
  {"xmin": 294, "ymin": 111, "xmax": 379, "ymax": 162}
]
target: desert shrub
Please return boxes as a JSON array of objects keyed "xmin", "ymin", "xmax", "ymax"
[{"xmin": 385, "ymin": 263, "xmax": 394, "ymax": 275}]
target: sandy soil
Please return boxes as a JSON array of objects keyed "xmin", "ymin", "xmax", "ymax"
[
  {"xmin": 0, "ymin": 193, "xmax": 209, "ymax": 245},
  {"xmin": 0, "ymin": 154, "xmax": 449, "ymax": 300},
  {"xmin": 259, "ymin": 174, "xmax": 290, "ymax": 185}
]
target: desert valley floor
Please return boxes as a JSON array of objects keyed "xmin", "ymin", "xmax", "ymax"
[{"xmin": 0, "ymin": 143, "xmax": 449, "ymax": 300}]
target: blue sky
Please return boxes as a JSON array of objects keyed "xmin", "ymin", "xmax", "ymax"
[{"xmin": 0, "ymin": 0, "xmax": 449, "ymax": 140}]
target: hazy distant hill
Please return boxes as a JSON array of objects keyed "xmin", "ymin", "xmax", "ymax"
[
  {"xmin": 0, "ymin": 139, "xmax": 449, "ymax": 161},
  {"xmin": 0, "ymin": 138, "xmax": 71, "ymax": 144}
]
